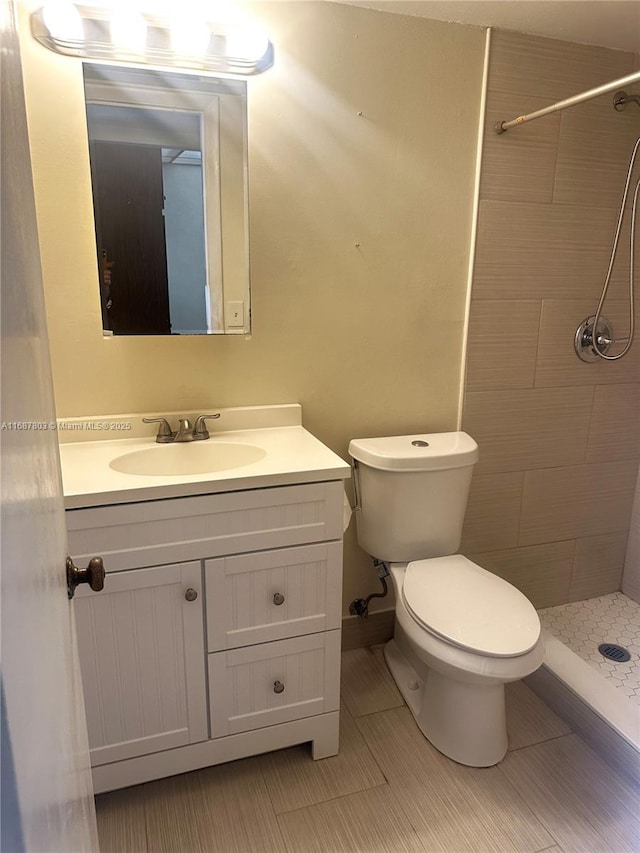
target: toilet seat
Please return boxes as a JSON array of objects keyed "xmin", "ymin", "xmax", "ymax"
[{"xmin": 402, "ymin": 555, "xmax": 541, "ymax": 658}]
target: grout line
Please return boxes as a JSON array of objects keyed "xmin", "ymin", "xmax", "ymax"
[
  {"xmin": 567, "ymin": 536, "xmax": 579, "ymax": 602},
  {"xmin": 515, "ymin": 469, "xmax": 526, "ymax": 547},
  {"xmin": 507, "ymin": 731, "xmax": 575, "ymax": 754},
  {"xmin": 346, "ymin": 701, "xmax": 406, "ymax": 720},
  {"xmin": 531, "ymin": 299, "xmax": 544, "ymax": 390},
  {"xmin": 272, "ymin": 781, "xmax": 391, "ymax": 818},
  {"xmin": 506, "ymin": 732, "xmax": 576, "ymax": 758},
  {"xmin": 549, "ymin": 103, "xmax": 563, "ymax": 207}
]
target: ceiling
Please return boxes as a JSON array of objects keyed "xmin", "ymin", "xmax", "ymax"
[{"xmin": 332, "ymin": 1, "xmax": 640, "ymax": 53}]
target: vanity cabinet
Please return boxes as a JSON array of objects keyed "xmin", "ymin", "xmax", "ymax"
[{"xmin": 67, "ymin": 479, "xmax": 344, "ymax": 792}]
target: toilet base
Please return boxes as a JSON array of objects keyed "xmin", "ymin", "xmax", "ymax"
[{"xmin": 384, "ymin": 637, "xmax": 508, "ymax": 767}]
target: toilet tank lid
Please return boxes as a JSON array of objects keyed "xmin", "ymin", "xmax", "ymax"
[{"xmin": 348, "ymin": 432, "xmax": 479, "ymax": 471}]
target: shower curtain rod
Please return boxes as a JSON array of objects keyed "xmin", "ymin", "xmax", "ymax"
[{"xmin": 495, "ymin": 68, "xmax": 640, "ymax": 134}]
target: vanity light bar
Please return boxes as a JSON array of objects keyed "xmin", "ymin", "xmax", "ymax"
[{"xmin": 31, "ymin": 3, "xmax": 274, "ymax": 77}]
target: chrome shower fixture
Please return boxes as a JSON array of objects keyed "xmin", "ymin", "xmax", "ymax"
[
  {"xmin": 614, "ymin": 90, "xmax": 640, "ymax": 111},
  {"xmin": 574, "ymin": 315, "xmax": 614, "ymax": 362},
  {"xmin": 579, "ymin": 136, "xmax": 639, "ymax": 362}
]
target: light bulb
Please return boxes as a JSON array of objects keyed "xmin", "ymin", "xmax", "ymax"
[
  {"xmin": 225, "ymin": 25, "xmax": 269, "ymax": 62},
  {"xmin": 170, "ymin": 18, "xmax": 211, "ymax": 56},
  {"xmin": 41, "ymin": 0, "xmax": 83, "ymax": 43},
  {"xmin": 109, "ymin": 8, "xmax": 147, "ymax": 53}
]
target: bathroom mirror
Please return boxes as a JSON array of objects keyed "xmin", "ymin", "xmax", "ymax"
[{"xmin": 83, "ymin": 63, "xmax": 250, "ymax": 336}]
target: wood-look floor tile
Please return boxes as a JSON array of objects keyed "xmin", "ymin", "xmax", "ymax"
[
  {"xmin": 143, "ymin": 757, "xmax": 285, "ymax": 853},
  {"xmin": 499, "ymin": 734, "xmax": 640, "ymax": 853},
  {"xmin": 505, "ymin": 680, "xmax": 572, "ymax": 752},
  {"xmin": 95, "ymin": 787, "xmax": 148, "ymax": 853},
  {"xmin": 257, "ymin": 703, "xmax": 385, "ymax": 814},
  {"xmin": 341, "ymin": 646, "xmax": 403, "ymax": 718},
  {"xmin": 277, "ymin": 784, "xmax": 425, "ymax": 853},
  {"xmin": 357, "ymin": 706, "xmax": 555, "ymax": 852}
]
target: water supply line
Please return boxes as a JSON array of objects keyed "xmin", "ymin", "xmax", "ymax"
[
  {"xmin": 349, "ymin": 560, "xmax": 390, "ymax": 618},
  {"xmin": 576, "ymin": 136, "xmax": 639, "ymax": 362}
]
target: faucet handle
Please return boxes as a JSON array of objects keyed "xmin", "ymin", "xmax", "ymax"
[
  {"xmin": 193, "ymin": 413, "xmax": 221, "ymax": 440},
  {"xmin": 142, "ymin": 417, "xmax": 175, "ymax": 443}
]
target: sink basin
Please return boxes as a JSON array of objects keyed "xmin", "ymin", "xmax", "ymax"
[{"xmin": 109, "ymin": 442, "xmax": 267, "ymax": 476}]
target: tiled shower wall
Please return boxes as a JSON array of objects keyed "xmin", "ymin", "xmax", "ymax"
[
  {"xmin": 622, "ymin": 465, "xmax": 640, "ymax": 603},
  {"xmin": 461, "ymin": 30, "xmax": 640, "ymax": 609}
]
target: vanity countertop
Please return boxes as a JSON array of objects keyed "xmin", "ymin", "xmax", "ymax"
[{"xmin": 59, "ymin": 406, "xmax": 350, "ymax": 509}]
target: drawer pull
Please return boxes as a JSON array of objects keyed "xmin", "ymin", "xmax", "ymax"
[
  {"xmin": 184, "ymin": 588, "xmax": 198, "ymax": 602},
  {"xmin": 273, "ymin": 592, "xmax": 285, "ymax": 606},
  {"xmin": 273, "ymin": 680, "xmax": 285, "ymax": 694}
]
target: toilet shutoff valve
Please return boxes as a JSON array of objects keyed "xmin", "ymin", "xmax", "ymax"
[{"xmin": 373, "ymin": 559, "xmax": 390, "ymax": 579}]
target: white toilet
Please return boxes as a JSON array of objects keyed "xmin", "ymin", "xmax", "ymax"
[{"xmin": 348, "ymin": 431, "xmax": 544, "ymax": 767}]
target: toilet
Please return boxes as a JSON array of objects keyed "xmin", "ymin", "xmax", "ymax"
[{"xmin": 348, "ymin": 431, "xmax": 544, "ymax": 767}]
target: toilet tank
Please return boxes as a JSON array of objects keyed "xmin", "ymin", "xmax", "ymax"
[{"xmin": 348, "ymin": 432, "xmax": 479, "ymax": 563}]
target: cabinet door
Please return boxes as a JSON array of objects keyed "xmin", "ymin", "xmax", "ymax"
[
  {"xmin": 205, "ymin": 542, "xmax": 342, "ymax": 651},
  {"xmin": 74, "ymin": 561, "xmax": 207, "ymax": 766}
]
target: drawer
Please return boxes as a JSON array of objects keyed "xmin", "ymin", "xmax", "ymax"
[
  {"xmin": 208, "ymin": 631, "xmax": 341, "ymax": 738},
  {"xmin": 205, "ymin": 542, "xmax": 342, "ymax": 651},
  {"xmin": 66, "ymin": 481, "xmax": 344, "ymax": 572}
]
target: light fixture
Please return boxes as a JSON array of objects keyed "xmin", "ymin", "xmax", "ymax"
[
  {"xmin": 109, "ymin": 7, "xmax": 147, "ymax": 55},
  {"xmin": 31, "ymin": 2, "xmax": 274, "ymax": 76},
  {"xmin": 169, "ymin": 17, "xmax": 211, "ymax": 58}
]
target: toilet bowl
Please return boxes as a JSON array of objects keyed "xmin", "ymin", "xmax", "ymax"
[
  {"xmin": 348, "ymin": 432, "xmax": 544, "ymax": 767},
  {"xmin": 385, "ymin": 560, "xmax": 543, "ymax": 767}
]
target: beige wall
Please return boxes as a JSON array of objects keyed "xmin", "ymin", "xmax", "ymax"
[
  {"xmin": 461, "ymin": 30, "xmax": 640, "ymax": 609},
  {"xmin": 19, "ymin": 1, "xmax": 485, "ymax": 613}
]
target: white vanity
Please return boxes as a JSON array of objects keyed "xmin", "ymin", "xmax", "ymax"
[{"xmin": 59, "ymin": 405, "xmax": 350, "ymax": 793}]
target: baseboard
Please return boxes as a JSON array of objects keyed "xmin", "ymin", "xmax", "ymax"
[
  {"xmin": 341, "ymin": 608, "xmax": 395, "ymax": 651},
  {"xmin": 525, "ymin": 665, "xmax": 640, "ymax": 787}
]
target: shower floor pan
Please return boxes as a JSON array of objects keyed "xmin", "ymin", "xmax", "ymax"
[{"xmin": 525, "ymin": 592, "xmax": 640, "ymax": 785}]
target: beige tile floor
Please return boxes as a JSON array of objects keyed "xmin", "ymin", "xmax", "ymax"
[{"xmin": 96, "ymin": 646, "xmax": 640, "ymax": 853}]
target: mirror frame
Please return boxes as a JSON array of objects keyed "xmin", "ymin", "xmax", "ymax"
[{"xmin": 83, "ymin": 64, "xmax": 250, "ymax": 335}]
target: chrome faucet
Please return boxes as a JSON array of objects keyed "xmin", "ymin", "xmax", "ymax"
[
  {"xmin": 175, "ymin": 418, "xmax": 195, "ymax": 442},
  {"xmin": 143, "ymin": 413, "xmax": 221, "ymax": 443}
]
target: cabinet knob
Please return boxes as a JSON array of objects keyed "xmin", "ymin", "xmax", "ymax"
[
  {"xmin": 273, "ymin": 680, "xmax": 285, "ymax": 694},
  {"xmin": 273, "ymin": 592, "xmax": 285, "ymax": 606},
  {"xmin": 184, "ymin": 588, "xmax": 198, "ymax": 602},
  {"xmin": 66, "ymin": 556, "xmax": 105, "ymax": 599}
]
